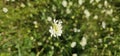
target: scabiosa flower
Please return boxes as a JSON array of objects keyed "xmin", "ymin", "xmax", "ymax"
[{"xmin": 49, "ymin": 19, "xmax": 62, "ymax": 37}]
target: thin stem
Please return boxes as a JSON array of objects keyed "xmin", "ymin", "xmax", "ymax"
[
  {"xmin": 36, "ymin": 47, "xmax": 45, "ymax": 56},
  {"xmin": 18, "ymin": 44, "xmax": 21, "ymax": 56},
  {"xmin": 101, "ymin": 46, "xmax": 106, "ymax": 56}
]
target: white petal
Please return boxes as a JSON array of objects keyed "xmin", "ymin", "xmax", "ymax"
[{"xmin": 71, "ymin": 42, "xmax": 76, "ymax": 48}]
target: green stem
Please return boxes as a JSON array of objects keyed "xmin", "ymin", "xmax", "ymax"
[
  {"xmin": 36, "ymin": 47, "xmax": 45, "ymax": 56},
  {"xmin": 18, "ymin": 44, "xmax": 21, "ymax": 56}
]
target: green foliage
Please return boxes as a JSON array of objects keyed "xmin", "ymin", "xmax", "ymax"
[{"xmin": 0, "ymin": 0, "xmax": 120, "ymax": 56}]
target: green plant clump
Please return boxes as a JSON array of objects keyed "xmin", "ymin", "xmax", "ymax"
[{"xmin": 0, "ymin": 0, "xmax": 120, "ymax": 56}]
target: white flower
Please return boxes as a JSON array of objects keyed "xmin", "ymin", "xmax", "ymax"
[
  {"xmin": 106, "ymin": 9, "xmax": 113, "ymax": 15},
  {"xmin": 33, "ymin": 21, "xmax": 37, "ymax": 25},
  {"xmin": 21, "ymin": 3, "xmax": 25, "ymax": 8},
  {"xmin": 80, "ymin": 37, "xmax": 87, "ymax": 49},
  {"xmin": 62, "ymin": 0, "xmax": 67, "ymax": 7},
  {"xmin": 33, "ymin": 21, "xmax": 38, "ymax": 28},
  {"xmin": 102, "ymin": 21, "xmax": 106, "ymax": 29},
  {"xmin": 98, "ymin": 4, "xmax": 102, "ymax": 8},
  {"xmin": 71, "ymin": 42, "xmax": 76, "ymax": 48},
  {"xmin": 78, "ymin": 0, "xmax": 84, "ymax": 5},
  {"xmin": 37, "ymin": 42, "xmax": 42, "ymax": 46},
  {"xmin": 90, "ymin": 0, "xmax": 94, "ymax": 4},
  {"xmin": 3, "ymin": 7, "xmax": 8, "ymax": 13},
  {"xmin": 49, "ymin": 19, "xmax": 62, "ymax": 37},
  {"xmin": 51, "ymin": 46, "xmax": 54, "ymax": 50},
  {"xmin": 98, "ymin": 38, "xmax": 102, "ymax": 43},
  {"xmin": 47, "ymin": 16, "xmax": 52, "ymax": 21},
  {"xmin": 84, "ymin": 9, "xmax": 90, "ymax": 18},
  {"xmin": 72, "ymin": 53, "xmax": 77, "ymax": 56},
  {"xmin": 73, "ymin": 28, "xmax": 80, "ymax": 32},
  {"xmin": 52, "ymin": 5, "xmax": 56, "ymax": 12},
  {"xmin": 66, "ymin": 8, "xmax": 71, "ymax": 14},
  {"xmin": 93, "ymin": 15, "xmax": 98, "ymax": 19},
  {"xmin": 104, "ymin": 0, "xmax": 108, "ymax": 7}
]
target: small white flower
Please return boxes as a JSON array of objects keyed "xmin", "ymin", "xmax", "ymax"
[
  {"xmin": 47, "ymin": 16, "xmax": 52, "ymax": 21},
  {"xmin": 104, "ymin": 0, "xmax": 108, "ymax": 7},
  {"xmin": 38, "ymin": 42, "xmax": 42, "ymax": 46},
  {"xmin": 106, "ymin": 9, "xmax": 113, "ymax": 15},
  {"xmin": 93, "ymin": 15, "xmax": 98, "ymax": 19},
  {"xmin": 62, "ymin": 0, "xmax": 67, "ymax": 7},
  {"xmin": 72, "ymin": 53, "xmax": 77, "ymax": 56},
  {"xmin": 33, "ymin": 21, "xmax": 38, "ymax": 28},
  {"xmin": 102, "ymin": 21, "xmax": 106, "ymax": 29},
  {"xmin": 80, "ymin": 37, "xmax": 87, "ymax": 49},
  {"xmin": 78, "ymin": 0, "xmax": 84, "ymax": 5},
  {"xmin": 66, "ymin": 8, "xmax": 71, "ymax": 14},
  {"xmin": 33, "ymin": 21, "xmax": 37, "ymax": 25},
  {"xmin": 98, "ymin": 4, "xmax": 102, "ymax": 8},
  {"xmin": 84, "ymin": 9, "xmax": 90, "ymax": 18},
  {"xmin": 3, "ymin": 7, "xmax": 8, "ymax": 13},
  {"xmin": 21, "ymin": 3, "xmax": 25, "ymax": 8},
  {"xmin": 73, "ymin": 28, "xmax": 80, "ymax": 32},
  {"xmin": 98, "ymin": 39, "xmax": 102, "ymax": 43},
  {"xmin": 71, "ymin": 42, "xmax": 76, "ymax": 48},
  {"xmin": 51, "ymin": 46, "xmax": 54, "ymax": 50},
  {"xmin": 90, "ymin": 0, "xmax": 94, "ymax": 4},
  {"xmin": 30, "ymin": 37, "xmax": 34, "ymax": 40},
  {"xmin": 49, "ymin": 19, "xmax": 62, "ymax": 37},
  {"xmin": 52, "ymin": 5, "xmax": 56, "ymax": 12}
]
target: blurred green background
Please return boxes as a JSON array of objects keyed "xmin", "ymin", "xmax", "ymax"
[{"xmin": 0, "ymin": 0, "xmax": 120, "ymax": 56}]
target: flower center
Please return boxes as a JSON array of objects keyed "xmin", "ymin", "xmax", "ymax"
[{"xmin": 53, "ymin": 24, "xmax": 59, "ymax": 32}]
